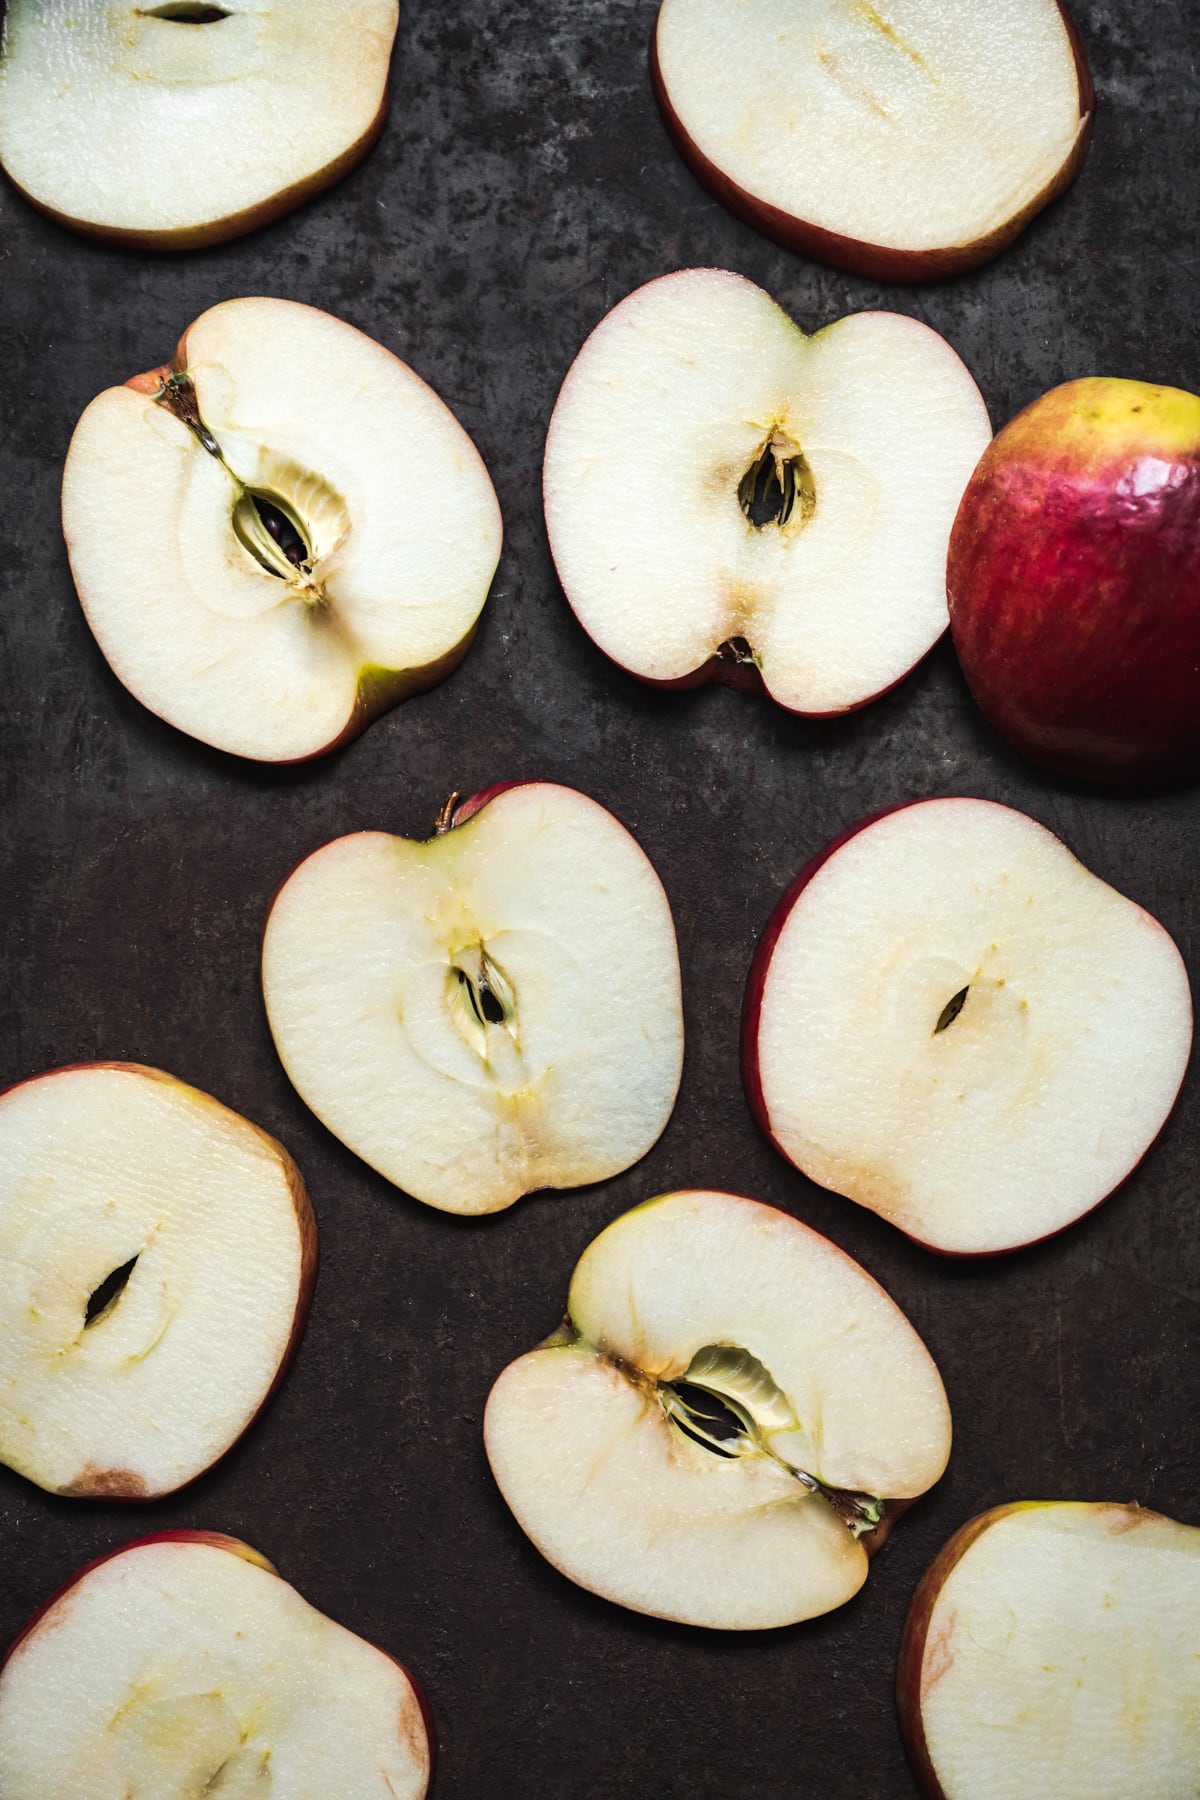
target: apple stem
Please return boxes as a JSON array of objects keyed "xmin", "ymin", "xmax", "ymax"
[
  {"xmin": 156, "ymin": 372, "xmax": 224, "ymax": 461},
  {"xmin": 434, "ymin": 792, "xmax": 463, "ymax": 835}
]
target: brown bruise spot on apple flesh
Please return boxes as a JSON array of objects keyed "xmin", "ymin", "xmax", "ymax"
[
  {"xmin": 60, "ymin": 1464, "xmax": 149, "ymax": 1499},
  {"xmin": 921, "ymin": 1606, "xmax": 959, "ymax": 1701}
]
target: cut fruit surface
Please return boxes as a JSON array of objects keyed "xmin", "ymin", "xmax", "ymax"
[
  {"xmin": 0, "ymin": 1532, "xmax": 431, "ymax": 1799},
  {"xmin": 899, "ymin": 1502, "xmax": 1200, "ymax": 1800},
  {"xmin": 544, "ymin": 269, "xmax": 990, "ymax": 715},
  {"xmin": 262, "ymin": 783, "xmax": 684, "ymax": 1215},
  {"xmin": 0, "ymin": 1, "xmax": 398, "ymax": 248},
  {"xmin": 62, "ymin": 297, "xmax": 501, "ymax": 761},
  {"xmin": 0, "ymin": 1063, "xmax": 315, "ymax": 1499},
  {"xmin": 744, "ymin": 798, "xmax": 1192, "ymax": 1254},
  {"xmin": 485, "ymin": 1189, "xmax": 951, "ymax": 1628},
  {"xmin": 652, "ymin": 0, "xmax": 1093, "ymax": 280}
]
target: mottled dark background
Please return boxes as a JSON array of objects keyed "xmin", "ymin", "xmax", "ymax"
[{"xmin": 1, "ymin": 4, "xmax": 1198, "ymax": 1796}]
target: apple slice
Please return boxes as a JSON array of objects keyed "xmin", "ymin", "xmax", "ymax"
[
  {"xmin": 0, "ymin": 2, "xmax": 398, "ymax": 249},
  {"xmin": 485, "ymin": 1189, "xmax": 951, "ymax": 1629},
  {"xmin": 743, "ymin": 798, "xmax": 1193, "ymax": 1255},
  {"xmin": 0, "ymin": 1532, "xmax": 431, "ymax": 1798},
  {"xmin": 898, "ymin": 1502, "xmax": 1200, "ymax": 1800},
  {"xmin": 62, "ymin": 297, "xmax": 502, "ymax": 762},
  {"xmin": 0, "ymin": 1063, "xmax": 316, "ymax": 1499},
  {"xmin": 543, "ymin": 269, "xmax": 990, "ymax": 715},
  {"xmin": 262, "ymin": 782, "xmax": 684, "ymax": 1215},
  {"xmin": 949, "ymin": 377, "xmax": 1200, "ymax": 787},
  {"xmin": 652, "ymin": 0, "xmax": 1093, "ymax": 281}
]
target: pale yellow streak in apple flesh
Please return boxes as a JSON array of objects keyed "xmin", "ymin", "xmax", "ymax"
[
  {"xmin": 0, "ymin": 1, "xmax": 397, "ymax": 238},
  {"xmin": 0, "ymin": 1067, "xmax": 304, "ymax": 1497},
  {"xmin": 485, "ymin": 1190, "xmax": 950, "ymax": 1629},
  {"xmin": 544, "ymin": 269, "xmax": 990, "ymax": 712},
  {"xmin": 917, "ymin": 1504, "xmax": 1200, "ymax": 1800},
  {"xmin": 656, "ymin": 0, "xmax": 1085, "ymax": 252},
  {"xmin": 261, "ymin": 785, "xmax": 684, "ymax": 1215},
  {"xmin": 62, "ymin": 298, "xmax": 501, "ymax": 760},
  {"xmin": 757, "ymin": 801, "xmax": 1193, "ymax": 1252},
  {"xmin": 0, "ymin": 1541, "xmax": 429, "ymax": 1800}
]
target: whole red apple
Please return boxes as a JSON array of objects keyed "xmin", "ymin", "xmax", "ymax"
[{"xmin": 948, "ymin": 377, "xmax": 1200, "ymax": 786}]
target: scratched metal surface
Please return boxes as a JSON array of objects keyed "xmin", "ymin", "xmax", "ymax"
[{"xmin": 0, "ymin": 5, "xmax": 1197, "ymax": 1796}]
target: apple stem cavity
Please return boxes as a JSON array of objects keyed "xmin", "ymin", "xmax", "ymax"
[
  {"xmin": 933, "ymin": 985, "xmax": 970, "ymax": 1034},
  {"xmin": 83, "ymin": 1254, "xmax": 139, "ymax": 1328},
  {"xmin": 738, "ymin": 428, "xmax": 816, "ymax": 531},
  {"xmin": 157, "ymin": 371, "xmax": 223, "ymax": 461}
]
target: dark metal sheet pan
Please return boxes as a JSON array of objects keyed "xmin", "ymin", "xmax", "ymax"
[{"xmin": 0, "ymin": 5, "xmax": 1197, "ymax": 1795}]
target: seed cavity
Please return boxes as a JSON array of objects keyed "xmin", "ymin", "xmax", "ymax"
[
  {"xmin": 934, "ymin": 985, "xmax": 970, "ymax": 1035},
  {"xmin": 656, "ymin": 1342, "xmax": 883, "ymax": 1537},
  {"xmin": 738, "ymin": 429, "xmax": 816, "ymax": 530},
  {"xmin": 84, "ymin": 1256, "xmax": 139, "ymax": 1328},
  {"xmin": 232, "ymin": 489, "xmax": 313, "ymax": 581},
  {"xmin": 139, "ymin": 3, "xmax": 231, "ymax": 21}
]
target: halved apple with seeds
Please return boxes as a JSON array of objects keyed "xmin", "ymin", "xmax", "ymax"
[
  {"xmin": 262, "ymin": 782, "xmax": 684, "ymax": 1215},
  {"xmin": 0, "ymin": 1063, "xmax": 316, "ymax": 1499},
  {"xmin": 0, "ymin": 1532, "xmax": 431, "ymax": 1799},
  {"xmin": 898, "ymin": 1502, "xmax": 1200, "ymax": 1800},
  {"xmin": 62, "ymin": 297, "xmax": 501, "ymax": 761},
  {"xmin": 743, "ymin": 797, "xmax": 1193, "ymax": 1254},
  {"xmin": 543, "ymin": 269, "xmax": 991, "ymax": 714},
  {"xmin": 0, "ymin": 1, "xmax": 399, "ymax": 249},
  {"xmin": 485, "ymin": 1189, "xmax": 951, "ymax": 1629}
]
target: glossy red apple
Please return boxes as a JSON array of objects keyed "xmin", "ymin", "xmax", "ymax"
[{"xmin": 949, "ymin": 377, "xmax": 1200, "ymax": 786}]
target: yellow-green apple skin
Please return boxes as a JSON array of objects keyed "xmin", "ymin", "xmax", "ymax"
[{"xmin": 949, "ymin": 378, "xmax": 1200, "ymax": 786}]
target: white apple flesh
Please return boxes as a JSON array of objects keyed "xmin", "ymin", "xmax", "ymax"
[
  {"xmin": 262, "ymin": 783, "xmax": 685, "ymax": 1215},
  {"xmin": 0, "ymin": 1, "xmax": 399, "ymax": 249},
  {"xmin": 744, "ymin": 798, "xmax": 1193, "ymax": 1255},
  {"xmin": 0, "ymin": 1063, "xmax": 316, "ymax": 1499},
  {"xmin": 0, "ymin": 1533, "xmax": 432, "ymax": 1799},
  {"xmin": 899, "ymin": 1502, "xmax": 1200, "ymax": 1800},
  {"xmin": 485, "ymin": 1189, "xmax": 951, "ymax": 1629},
  {"xmin": 652, "ymin": 0, "xmax": 1093, "ymax": 281},
  {"xmin": 544, "ymin": 269, "xmax": 991, "ymax": 714},
  {"xmin": 62, "ymin": 297, "xmax": 502, "ymax": 762}
]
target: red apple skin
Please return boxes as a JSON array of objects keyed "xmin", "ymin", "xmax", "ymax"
[
  {"xmin": 4, "ymin": 90, "xmax": 391, "ymax": 254},
  {"xmin": 949, "ymin": 378, "xmax": 1200, "ymax": 787},
  {"xmin": 649, "ymin": 4, "xmax": 1094, "ymax": 284},
  {"xmin": 0, "ymin": 1532, "xmax": 435, "ymax": 1783},
  {"xmin": 896, "ymin": 1500, "xmax": 1163, "ymax": 1799},
  {"xmin": 740, "ymin": 800, "xmax": 1193, "ymax": 1257},
  {"xmin": 0, "ymin": 1062, "xmax": 318, "ymax": 1501}
]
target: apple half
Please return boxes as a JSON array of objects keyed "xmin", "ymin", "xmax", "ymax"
[
  {"xmin": 62, "ymin": 297, "xmax": 502, "ymax": 762},
  {"xmin": 0, "ymin": 2, "xmax": 399, "ymax": 249},
  {"xmin": 898, "ymin": 1501, "xmax": 1200, "ymax": 1800},
  {"xmin": 743, "ymin": 798, "xmax": 1193, "ymax": 1255},
  {"xmin": 0, "ymin": 1063, "xmax": 316, "ymax": 1499},
  {"xmin": 0, "ymin": 1532, "xmax": 432, "ymax": 1799},
  {"xmin": 543, "ymin": 269, "xmax": 991, "ymax": 714},
  {"xmin": 262, "ymin": 782, "xmax": 685, "ymax": 1215},
  {"xmin": 652, "ymin": 0, "xmax": 1094, "ymax": 281},
  {"xmin": 485, "ymin": 1189, "xmax": 951, "ymax": 1629},
  {"xmin": 949, "ymin": 377, "xmax": 1200, "ymax": 787}
]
